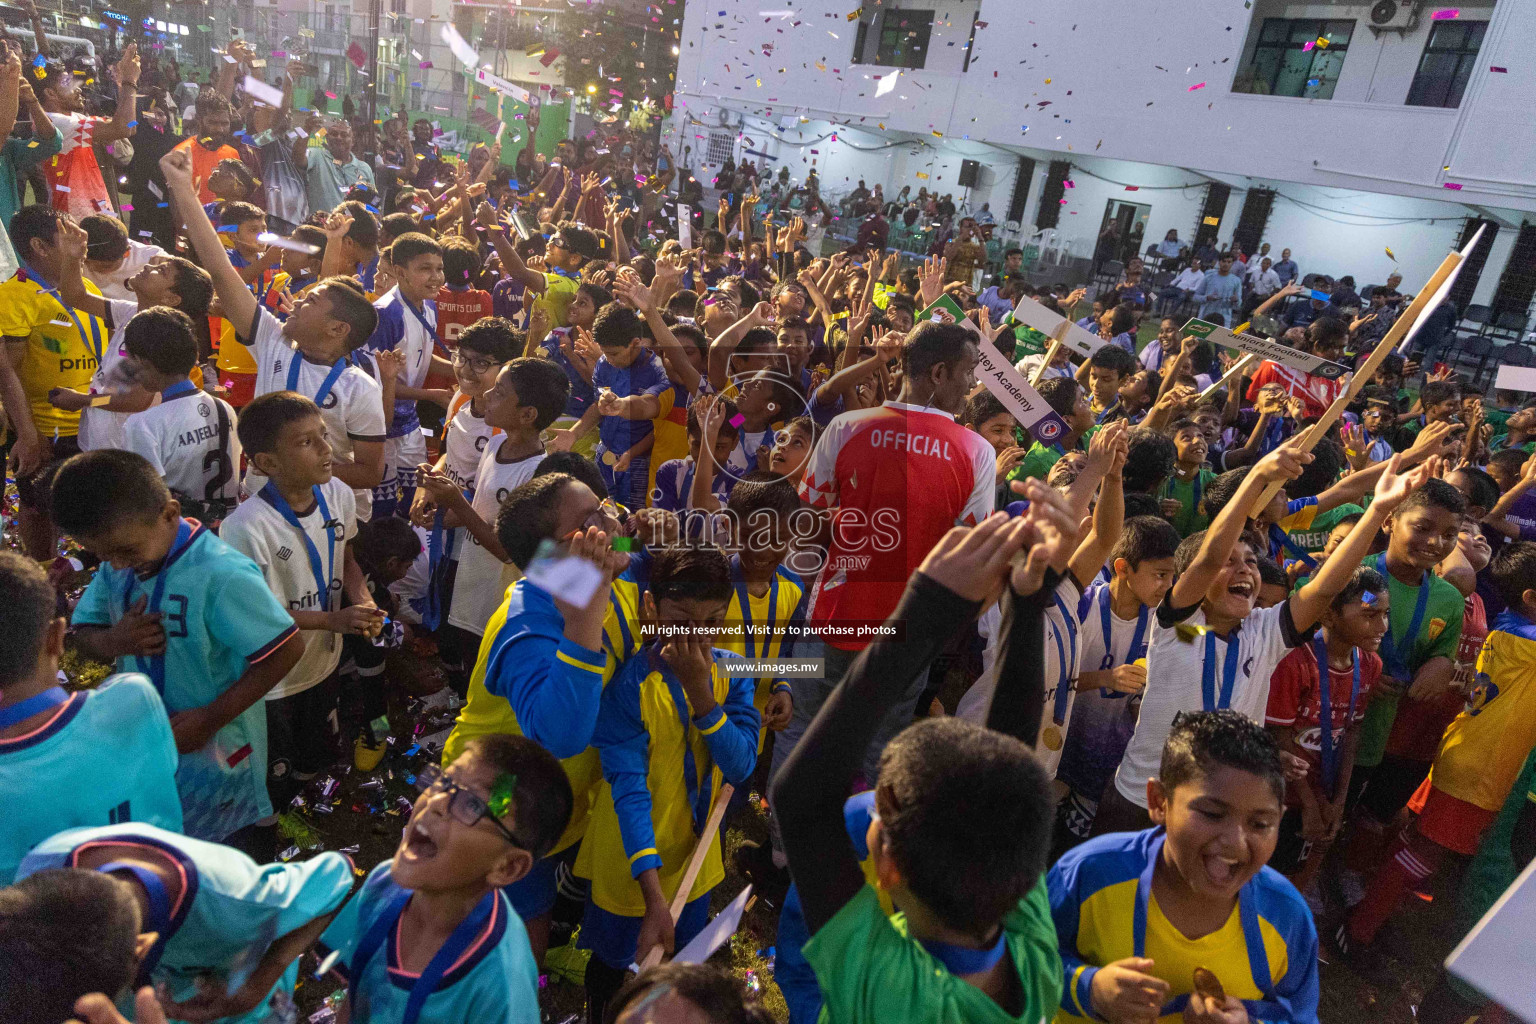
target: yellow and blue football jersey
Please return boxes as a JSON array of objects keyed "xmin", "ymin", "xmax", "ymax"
[
  {"xmin": 1048, "ymin": 828, "xmax": 1319, "ymax": 1024},
  {"xmin": 576, "ymin": 646, "xmax": 760, "ymax": 917}
]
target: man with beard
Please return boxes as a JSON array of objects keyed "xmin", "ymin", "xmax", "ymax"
[
  {"xmin": 38, "ymin": 44, "xmax": 140, "ymax": 221},
  {"xmin": 172, "ymin": 91, "xmax": 239, "ymax": 206}
]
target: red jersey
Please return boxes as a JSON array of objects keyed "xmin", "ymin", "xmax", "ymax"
[
  {"xmin": 431, "ymin": 285, "xmax": 493, "ymax": 390},
  {"xmin": 1267, "ymin": 642, "xmax": 1382, "ymax": 803},
  {"xmin": 1245, "ymin": 360, "xmax": 1346, "ymax": 420},
  {"xmin": 798, "ymin": 400, "xmax": 994, "ymax": 650},
  {"xmin": 1386, "ymin": 591, "xmax": 1487, "ymax": 762}
]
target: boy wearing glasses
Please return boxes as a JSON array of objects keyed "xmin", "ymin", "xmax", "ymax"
[
  {"xmin": 444, "ymin": 472, "xmax": 632, "ymax": 964},
  {"xmin": 487, "ymin": 217, "xmax": 599, "ymax": 330},
  {"xmin": 413, "ymin": 358, "xmax": 569, "ymax": 643},
  {"xmin": 318, "ymin": 734, "xmax": 574, "ymax": 1024}
]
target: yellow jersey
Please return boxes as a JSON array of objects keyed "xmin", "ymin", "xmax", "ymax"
[{"xmin": 0, "ymin": 271, "xmax": 107, "ymax": 437}]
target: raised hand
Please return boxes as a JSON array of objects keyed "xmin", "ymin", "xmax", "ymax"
[
  {"xmin": 321, "ymin": 209, "xmax": 355, "ymax": 243},
  {"xmin": 919, "ymin": 254, "xmax": 947, "ymax": 306},
  {"xmin": 1007, "ymin": 477, "xmax": 1082, "ymax": 595},
  {"xmin": 1253, "ymin": 439, "xmax": 1313, "ymax": 486},
  {"xmin": 1374, "ymin": 452, "xmax": 1440, "ymax": 513},
  {"xmin": 159, "ymin": 147, "xmax": 194, "ymax": 191},
  {"xmin": 613, "ymin": 272, "xmax": 655, "ymax": 313},
  {"xmin": 116, "ymin": 43, "xmax": 141, "ymax": 88}
]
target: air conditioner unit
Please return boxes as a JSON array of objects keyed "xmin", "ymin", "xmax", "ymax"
[{"xmin": 1368, "ymin": 0, "xmax": 1420, "ymax": 32}]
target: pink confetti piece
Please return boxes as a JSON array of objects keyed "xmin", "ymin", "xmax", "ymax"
[
  {"xmin": 729, "ymin": 414, "xmax": 746, "ymax": 428},
  {"xmin": 1302, "ymin": 41, "xmax": 1314, "ymax": 51},
  {"xmin": 1491, "ymin": 66, "xmax": 1508, "ymax": 73},
  {"xmin": 1444, "ymin": 182, "xmax": 1464, "ymax": 190},
  {"xmin": 324, "ymin": 91, "xmax": 337, "ymax": 99},
  {"xmin": 1188, "ymin": 82, "xmax": 1206, "ymax": 91},
  {"xmin": 1431, "ymin": 7, "xmax": 1459, "ymax": 18}
]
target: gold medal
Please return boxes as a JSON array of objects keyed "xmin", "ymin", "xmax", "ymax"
[
  {"xmin": 602, "ymin": 451, "xmax": 617, "ymax": 466},
  {"xmin": 1042, "ymin": 725, "xmax": 1063, "ymax": 751}
]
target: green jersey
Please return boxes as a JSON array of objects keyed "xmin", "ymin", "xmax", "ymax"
[
  {"xmin": 1285, "ymin": 502, "xmax": 1365, "ymax": 555},
  {"xmin": 805, "ymin": 880, "xmax": 1063, "ymax": 1024},
  {"xmin": 1157, "ymin": 467, "xmax": 1217, "ymax": 537},
  {"xmin": 1354, "ymin": 560, "xmax": 1464, "ymax": 767}
]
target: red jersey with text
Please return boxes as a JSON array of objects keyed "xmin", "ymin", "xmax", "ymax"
[
  {"xmin": 798, "ymin": 400, "xmax": 994, "ymax": 650},
  {"xmin": 1266, "ymin": 643, "xmax": 1382, "ymax": 805},
  {"xmin": 430, "ymin": 285, "xmax": 493, "ymax": 390},
  {"xmin": 1245, "ymin": 360, "xmax": 1345, "ymax": 421}
]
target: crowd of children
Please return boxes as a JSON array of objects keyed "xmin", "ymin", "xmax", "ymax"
[{"xmin": 0, "ymin": 106, "xmax": 1534, "ymax": 1024}]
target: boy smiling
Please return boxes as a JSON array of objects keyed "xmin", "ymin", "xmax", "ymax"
[
  {"xmin": 1051, "ymin": 711, "xmax": 1321, "ymax": 1024},
  {"xmin": 1096, "ymin": 447, "xmax": 1440, "ymax": 835}
]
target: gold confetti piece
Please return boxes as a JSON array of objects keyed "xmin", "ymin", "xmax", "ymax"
[
  {"xmin": 847, "ymin": 8, "xmax": 861, "ymax": 20},
  {"xmin": 1316, "ymin": 37, "xmax": 1329, "ymax": 47},
  {"xmin": 931, "ymin": 130, "xmax": 943, "ymax": 137},
  {"xmin": 916, "ymin": 171, "xmax": 929, "ymax": 179},
  {"xmin": 1385, "ymin": 247, "xmax": 1396, "ymax": 261}
]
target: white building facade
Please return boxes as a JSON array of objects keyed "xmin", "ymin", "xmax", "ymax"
[{"xmin": 667, "ymin": 0, "xmax": 1536, "ymax": 313}]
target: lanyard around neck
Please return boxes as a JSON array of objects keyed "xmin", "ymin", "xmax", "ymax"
[
  {"xmin": 1050, "ymin": 591, "xmax": 1079, "ymax": 725},
  {"xmin": 400, "ymin": 294, "xmax": 435, "ymax": 338},
  {"xmin": 286, "ymin": 349, "xmax": 349, "ymax": 408},
  {"xmin": 1098, "ymin": 584, "xmax": 1150, "ymax": 676},
  {"xmin": 124, "ymin": 519, "xmax": 195, "ymax": 694},
  {"xmin": 731, "ymin": 555, "xmax": 778, "ymax": 660},
  {"xmin": 1373, "ymin": 553, "xmax": 1431, "ymax": 680},
  {"xmin": 20, "ymin": 262, "xmax": 103, "ymax": 366},
  {"xmin": 654, "ymin": 646, "xmax": 714, "ymax": 833},
  {"xmin": 1268, "ymin": 524, "xmax": 1318, "ymax": 570},
  {"xmin": 350, "ymin": 887, "xmax": 497, "ymax": 1024},
  {"xmin": 1133, "ymin": 832, "xmax": 1276, "ymax": 1017},
  {"xmin": 260, "ymin": 483, "xmax": 337, "ymax": 611},
  {"xmin": 0, "ymin": 685, "xmax": 68, "ymax": 728},
  {"xmin": 1201, "ymin": 625, "xmax": 1243, "ymax": 711},
  {"xmin": 1311, "ymin": 635, "xmax": 1361, "ymax": 799},
  {"xmin": 161, "ymin": 379, "xmax": 198, "ymax": 401},
  {"xmin": 98, "ymin": 859, "xmax": 174, "ymax": 984}
]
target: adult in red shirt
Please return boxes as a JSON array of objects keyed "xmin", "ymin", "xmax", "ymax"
[
  {"xmin": 775, "ymin": 320, "xmax": 995, "ymax": 784},
  {"xmin": 1245, "ymin": 314, "xmax": 1350, "ymax": 420},
  {"xmin": 173, "ymin": 92, "xmax": 240, "ymax": 206}
]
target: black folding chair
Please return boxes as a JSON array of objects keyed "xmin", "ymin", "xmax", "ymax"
[
  {"xmin": 1458, "ymin": 303, "xmax": 1491, "ymax": 336},
  {"xmin": 1452, "ymin": 334, "xmax": 1493, "ymax": 385},
  {"xmin": 1489, "ymin": 310, "xmax": 1528, "ymax": 342}
]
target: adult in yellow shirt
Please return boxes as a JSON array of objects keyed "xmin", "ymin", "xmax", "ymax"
[{"xmin": 0, "ymin": 205, "xmax": 108, "ymax": 559}]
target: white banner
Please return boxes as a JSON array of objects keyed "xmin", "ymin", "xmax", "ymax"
[
  {"xmin": 474, "ymin": 68, "xmax": 530, "ymax": 104},
  {"xmin": 1010, "ymin": 296, "xmax": 1105, "ymax": 359},
  {"xmin": 1182, "ymin": 318, "xmax": 1348, "ymax": 380},
  {"xmin": 1495, "ymin": 365, "xmax": 1536, "ymax": 393},
  {"xmin": 920, "ymin": 297, "xmax": 1073, "ymax": 445}
]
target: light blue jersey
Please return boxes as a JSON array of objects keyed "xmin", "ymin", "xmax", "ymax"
[
  {"xmin": 17, "ymin": 823, "xmax": 354, "ymax": 1024},
  {"xmin": 0, "ymin": 673, "xmax": 182, "ymax": 884},
  {"xmin": 72, "ymin": 520, "xmax": 300, "ymax": 840},
  {"xmin": 319, "ymin": 862, "xmax": 540, "ymax": 1024}
]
